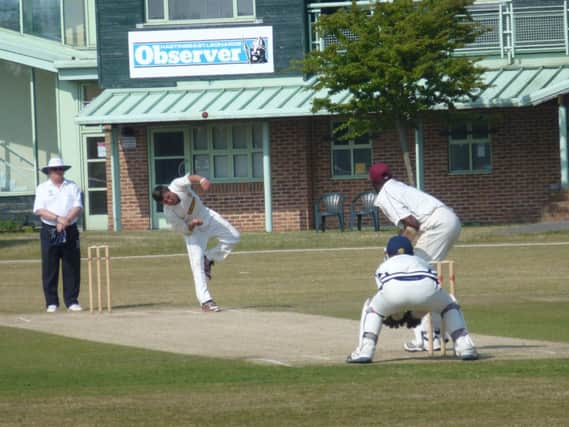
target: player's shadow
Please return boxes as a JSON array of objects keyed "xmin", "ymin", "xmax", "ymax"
[
  {"xmin": 110, "ymin": 302, "xmax": 172, "ymax": 310},
  {"xmin": 477, "ymin": 344, "xmax": 541, "ymax": 350},
  {"xmin": 378, "ymin": 352, "xmax": 495, "ymax": 363},
  {"xmin": 241, "ymin": 304, "xmax": 295, "ymax": 310}
]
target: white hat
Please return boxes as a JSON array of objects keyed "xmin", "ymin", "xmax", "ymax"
[{"xmin": 41, "ymin": 158, "xmax": 72, "ymax": 174}]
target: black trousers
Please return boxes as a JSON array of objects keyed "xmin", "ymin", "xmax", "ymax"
[{"xmin": 40, "ymin": 224, "xmax": 81, "ymax": 308}]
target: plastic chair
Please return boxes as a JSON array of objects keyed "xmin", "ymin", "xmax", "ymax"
[
  {"xmin": 314, "ymin": 192, "xmax": 345, "ymax": 231},
  {"xmin": 349, "ymin": 191, "xmax": 380, "ymax": 231}
]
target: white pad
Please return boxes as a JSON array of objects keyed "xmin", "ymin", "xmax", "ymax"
[
  {"xmin": 358, "ymin": 298, "xmax": 382, "ymax": 347},
  {"xmin": 442, "ymin": 304, "xmax": 467, "ymax": 337}
]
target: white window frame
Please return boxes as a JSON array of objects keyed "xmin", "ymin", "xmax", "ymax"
[
  {"xmin": 330, "ymin": 122, "xmax": 372, "ymax": 179},
  {"xmin": 191, "ymin": 123, "xmax": 263, "ymax": 182},
  {"xmin": 448, "ymin": 118, "xmax": 492, "ymax": 174},
  {"xmin": 149, "ymin": 123, "xmax": 263, "ymax": 184},
  {"xmin": 145, "ymin": 0, "xmax": 256, "ymax": 24}
]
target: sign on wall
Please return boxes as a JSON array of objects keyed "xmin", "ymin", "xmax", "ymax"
[{"xmin": 128, "ymin": 26, "xmax": 274, "ymax": 78}]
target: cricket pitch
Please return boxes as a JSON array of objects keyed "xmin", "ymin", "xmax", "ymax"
[{"xmin": 1, "ymin": 307, "xmax": 569, "ymax": 366}]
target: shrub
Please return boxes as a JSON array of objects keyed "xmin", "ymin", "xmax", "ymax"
[{"xmin": 0, "ymin": 220, "xmax": 23, "ymax": 232}]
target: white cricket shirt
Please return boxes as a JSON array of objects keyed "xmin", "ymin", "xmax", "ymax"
[
  {"xmin": 374, "ymin": 179, "xmax": 445, "ymax": 226},
  {"xmin": 33, "ymin": 178, "xmax": 83, "ymax": 226},
  {"xmin": 164, "ymin": 175, "xmax": 210, "ymax": 234}
]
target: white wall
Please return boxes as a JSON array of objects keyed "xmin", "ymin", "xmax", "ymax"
[
  {"xmin": 35, "ymin": 68, "xmax": 59, "ymax": 175},
  {"xmin": 0, "ymin": 60, "xmax": 35, "ymax": 193}
]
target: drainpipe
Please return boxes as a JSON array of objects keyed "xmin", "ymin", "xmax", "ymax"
[
  {"xmin": 262, "ymin": 122, "xmax": 272, "ymax": 232},
  {"xmin": 415, "ymin": 119, "xmax": 425, "ymax": 191},
  {"xmin": 560, "ymin": 96, "xmax": 569, "ymax": 189},
  {"xmin": 110, "ymin": 126, "xmax": 122, "ymax": 231},
  {"xmin": 30, "ymin": 68, "xmax": 39, "ymax": 186}
]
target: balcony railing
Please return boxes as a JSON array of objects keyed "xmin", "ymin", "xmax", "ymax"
[{"xmin": 307, "ymin": 1, "xmax": 569, "ymax": 63}]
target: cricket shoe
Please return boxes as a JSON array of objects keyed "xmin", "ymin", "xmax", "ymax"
[
  {"xmin": 68, "ymin": 303, "xmax": 83, "ymax": 312},
  {"xmin": 203, "ymin": 256, "xmax": 215, "ymax": 280},
  {"xmin": 403, "ymin": 333, "xmax": 442, "ymax": 352},
  {"xmin": 46, "ymin": 305, "xmax": 58, "ymax": 313},
  {"xmin": 201, "ymin": 300, "xmax": 221, "ymax": 312},
  {"xmin": 454, "ymin": 335, "xmax": 479, "ymax": 361},
  {"xmin": 346, "ymin": 340, "xmax": 375, "ymax": 364}
]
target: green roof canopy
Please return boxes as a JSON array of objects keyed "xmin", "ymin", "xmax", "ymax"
[{"xmin": 76, "ymin": 66, "xmax": 569, "ymax": 125}]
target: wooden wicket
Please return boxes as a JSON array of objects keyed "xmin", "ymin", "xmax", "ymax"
[
  {"xmin": 426, "ymin": 260, "xmax": 455, "ymax": 356},
  {"xmin": 87, "ymin": 245, "xmax": 112, "ymax": 313}
]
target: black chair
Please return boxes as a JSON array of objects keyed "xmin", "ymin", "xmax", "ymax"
[
  {"xmin": 349, "ymin": 191, "xmax": 380, "ymax": 231},
  {"xmin": 314, "ymin": 192, "xmax": 345, "ymax": 231}
]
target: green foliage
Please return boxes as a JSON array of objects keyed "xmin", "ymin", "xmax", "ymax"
[
  {"xmin": 0, "ymin": 219, "xmax": 22, "ymax": 233},
  {"xmin": 303, "ymin": 0, "xmax": 487, "ymax": 139}
]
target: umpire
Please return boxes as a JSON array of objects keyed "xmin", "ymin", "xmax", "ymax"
[{"xmin": 33, "ymin": 158, "xmax": 83, "ymax": 313}]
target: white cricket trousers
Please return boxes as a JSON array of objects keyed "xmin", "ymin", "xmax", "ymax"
[
  {"xmin": 414, "ymin": 206, "xmax": 461, "ymax": 262},
  {"xmin": 362, "ymin": 279, "xmax": 468, "ymax": 344},
  {"xmin": 413, "ymin": 206, "xmax": 461, "ymax": 341},
  {"xmin": 372, "ymin": 279, "xmax": 456, "ymax": 318},
  {"xmin": 183, "ymin": 210, "xmax": 240, "ymax": 304}
]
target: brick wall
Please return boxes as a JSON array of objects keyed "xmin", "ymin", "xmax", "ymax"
[
  {"xmin": 422, "ymin": 103, "xmax": 560, "ymax": 224},
  {"xmin": 104, "ymin": 103, "xmax": 563, "ymax": 231},
  {"xmin": 310, "ymin": 103, "xmax": 561, "ymax": 227},
  {"xmin": 270, "ymin": 118, "xmax": 313, "ymax": 231},
  {"xmin": 106, "ymin": 125, "xmax": 151, "ymax": 230},
  {"xmin": 200, "ymin": 182, "xmax": 265, "ymax": 232},
  {"xmin": 310, "ymin": 117, "xmax": 412, "ymax": 230}
]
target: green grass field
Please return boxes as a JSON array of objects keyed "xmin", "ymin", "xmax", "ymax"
[{"xmin": 1, "ymin": 226, "xmax": 569, "ymax": 426}]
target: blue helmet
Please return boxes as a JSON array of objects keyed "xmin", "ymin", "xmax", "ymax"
[{"xmin": 385, "ymin": 235, "xmax": 414, "ymax": 257}]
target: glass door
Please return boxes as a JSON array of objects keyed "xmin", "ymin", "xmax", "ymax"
[
  {"xmin": 149, "ymin": 129, "xmax": 188, "ymax": 229},
  {"xmin": 83, "ymin": 135, "xmax": 108, "ymax": 229}
]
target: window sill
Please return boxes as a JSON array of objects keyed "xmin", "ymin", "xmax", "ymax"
[
  {"xmin": 331, "ymin": 175, "xmax": 368, "ymax": 180},
  {"xmin": 0, "ymin": 191, "xmax": 35, "ymax": 197},
  {"xmin": 449, "ymin": 169, "xmax": 492, "ymax": 176},
  {"xmin": 209, "ymin": 178, "xmax": 263, "ymax": 183},
  {"xmin": 140, "ymin": 18, "xmax": 260, "ymax": 29}
]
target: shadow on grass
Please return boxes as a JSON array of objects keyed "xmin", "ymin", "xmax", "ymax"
[
  {"xmin": 377, "ymin": 353, "xmax": 495, "ymax": 363},
  {"xmin": 107, "ymin": 303, "xmax": 173, "ymax": 310},
  {"xmin": 0, "ymin": 237, "xmax": 37, "ymax": 249},
  {"xmin": 240, "ymin": 304, "xmax": 296, "ymax": 310},
  {"xmin": 478, "ymin": 344, "xmax": 542, "ymax": 350}
]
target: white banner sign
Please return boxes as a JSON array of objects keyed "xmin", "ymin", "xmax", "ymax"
[{"xmin": 128, "ymin": 26, "xmax": 274, "ymax": 78}]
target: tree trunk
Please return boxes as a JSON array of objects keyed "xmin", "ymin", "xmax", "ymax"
[{"xmin": 396, "ymin": 119, "xmax": 416, "ymax": 187}]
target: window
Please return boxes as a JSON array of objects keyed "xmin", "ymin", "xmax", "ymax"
[
  {"xmin": 331, "ymin": 122, "xmax": 372, "ymax": 178},
  {"xmin": 146, "ymin": 0, "xmax": 255, "ymax": 22},
  {"xmin": 151, "ymin": 130, "xmax": 186, "ymax": 213},
  {"xmin": 63, "ymin": 0, "xmax": 86, "ymax": 47},
  {"xmin": 153, "ymin": 130, "xmax": 186, "ymax": 185},
  {"xmin": 23, "ymin": 0, "xmax": 61, "ymax": 41},
  {"xmin": 85, "ymin": 136, "xmax": 108, "ymax": 215},
  {"xmin": 448, "ymin": 118, "xmax": 492, "ymax": 173},
  {"xmin": 0, "ymin": 0, "xmax": 20, "ymax": 31},
  {"xmin": 0, "ymin": 0, "xmax": 89, "ymax": 47},
  {"xmin": 82, "ymin": 83, "xmax": 103, "ymax": 107},
  {"xmin": 150, "ymin": 123, "xmax": 264, "ymax": 188},
  {"xmin": 192, "ymin": 123, "xmax": 263, "ymax": 180}
]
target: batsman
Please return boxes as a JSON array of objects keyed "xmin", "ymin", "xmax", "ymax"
[{"xmin": 368, "ymin": 162, "xmax": 462, "ymax": 352}]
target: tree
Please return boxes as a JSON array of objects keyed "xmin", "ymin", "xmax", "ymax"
[{"xmin": 303, "ymin": 0, "xmax": 487, "ymax": 186}]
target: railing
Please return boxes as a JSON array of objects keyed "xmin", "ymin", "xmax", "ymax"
[
  {"xmin": 307, "ymin": 1, "xmax": 569, "ymax": 63},
  {"xmin": 458, "ymin": 2, "xmax": 569, "ymax": 62}
]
